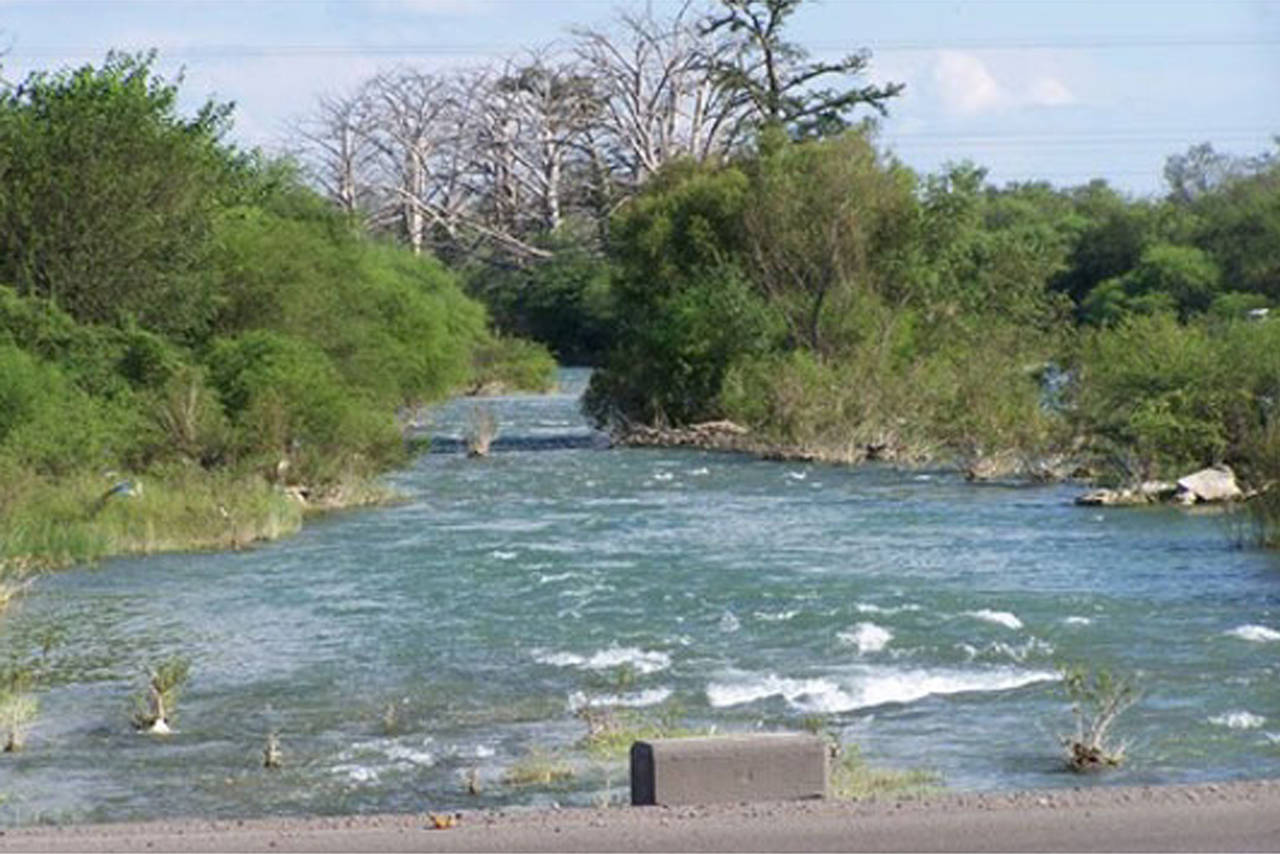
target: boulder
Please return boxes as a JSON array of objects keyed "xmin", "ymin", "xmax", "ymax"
[{"xmin": 1175, "ymin": 465, "xmax": 1242, "ymax": 503}]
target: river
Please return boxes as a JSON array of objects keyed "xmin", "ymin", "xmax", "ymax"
[{"xmin": 2, "ymin": 368, "xmax": 1278, "ymax": 825}]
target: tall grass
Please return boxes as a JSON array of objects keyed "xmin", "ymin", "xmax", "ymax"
[{"xmin": 0, "ymin": 466, "xmax": 308, "ymax": 571}]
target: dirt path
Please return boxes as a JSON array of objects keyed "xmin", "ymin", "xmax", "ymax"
[{"xmin": 4, "ymin": 780, "xmax": 1279, "ymax": 852}]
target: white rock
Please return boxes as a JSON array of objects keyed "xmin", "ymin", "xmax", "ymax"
[{"xmin": 1175, "ymin": 466, "xmax": 1242, "ymax": 503}]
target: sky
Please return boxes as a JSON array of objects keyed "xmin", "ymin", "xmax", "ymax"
[{"xmin": 1, "ymin": 0, "xmax": 1277, "ymax": 197}]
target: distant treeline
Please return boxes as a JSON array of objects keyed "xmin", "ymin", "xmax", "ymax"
[
  {"xmin": 296, "ymin": 0, "xmax": 1280, "ymax": 543},
  {"xmin": 0, "ymin": 53, "xmax": 554, "ymax": 571}
]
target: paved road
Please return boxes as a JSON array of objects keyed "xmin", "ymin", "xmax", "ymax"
[{"xmin": 3, "ymin": 780, "xmax": 1279, "ymax": 852}]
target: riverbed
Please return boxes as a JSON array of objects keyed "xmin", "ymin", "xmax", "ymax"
[{"xmin": 1, "ymin": 369, "xmax": 1277, "ymax": 825}]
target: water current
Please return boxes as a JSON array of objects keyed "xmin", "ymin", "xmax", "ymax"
[{"xmin": 2, "ymin": 368, "xmax": 1278, "ymax": 825}]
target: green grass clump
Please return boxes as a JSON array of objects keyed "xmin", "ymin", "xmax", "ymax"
[
  {"xmin": 577, "ymin": 706, "xmax": 707, "ymax": 760},
  {"xmin": 829, "ymin": 744, "xmax": 942, "ymax": 801},
  {"xmin": 500, "ymin": 748, "xmax": 575, "ymax": 786}
]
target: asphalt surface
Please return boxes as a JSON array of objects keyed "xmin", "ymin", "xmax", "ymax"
[{"xmin": 3, "ymin": 780, "xmax": 1279, "ymax": 852}]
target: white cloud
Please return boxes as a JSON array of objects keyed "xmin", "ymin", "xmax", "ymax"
[
  {"xmin": 933, "ymin": 50, "xmax": 1004, "ymax": 115},
  {"xmin": 1026, "ymin": 75, "xmax": 1075, "ymax": 106}
]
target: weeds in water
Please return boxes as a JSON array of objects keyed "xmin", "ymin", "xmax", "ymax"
[
  {"xmin": 262, "ymin": 731, "xmax": 282, "ymax": 769},
  {"xmin": 0, "ymin": 665, "xmax": 37, "ymax": 753},
  {"xmin": 1059, "ymin": 664, "xmax": 1139, "ymax": 772},
  {"xmin": 380, "ymin": 702, "xmax": 400, "ymax": 736},
  {"xmin": 500, "ymin": 748, "xmax": 574, "ymax": 786},
  {"xmin": 464, "ymin": 404, "xmax": 499, "ymax": 457},
  {"xmin": 131, "ymin": 657, "xmax": 190, "ymax": 734}
]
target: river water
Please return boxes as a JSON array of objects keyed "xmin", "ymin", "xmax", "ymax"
[{"xmin": 2, "ymin": 369, "xmax": 1278, "ymax": 825}]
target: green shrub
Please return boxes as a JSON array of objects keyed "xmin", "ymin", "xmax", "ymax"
[{"xmin": 469, "ymin": 336, "xmax": 557, "ymax": 394}]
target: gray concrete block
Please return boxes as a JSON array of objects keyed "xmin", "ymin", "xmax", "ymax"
[{"xmin": 631, "ymin": 733, "xmax": 828, "ymax": 806}]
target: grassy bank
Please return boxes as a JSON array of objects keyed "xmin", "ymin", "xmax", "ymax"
[{"xmin": 0, "ymin": 467, "xmax": 386, "ymax": 574}]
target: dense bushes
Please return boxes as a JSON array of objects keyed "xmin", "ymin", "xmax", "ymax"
[
  {"xmin": 579, "ymin": 127, "xmax": 1280, "ymax": 503},
  {"xmin": 584, "ymin": 132, "xmax": 1065, "ymax": 466},
  {"xmin": 0, "ymin": 54, "xmax": 554, "ymax": 570}
]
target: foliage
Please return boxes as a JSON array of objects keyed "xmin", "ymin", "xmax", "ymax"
[
  {"xmin": 1071, "ymin": 314, "xmax": 1280, "ymax": 482},
  {"xmin": 742, "ymin": 131, "xmax": 916, "ymax": 355},
  {"xmin": 1058, "ymin": 664, "xmax": 1139, "ymax": 772},
  {"xmin": 464, "ymin": 246, "xmax": 614, "ymax": 366},
  {"xmin": 0, "ymin": 51, "xmax": 231, "ymax": 336},
  {"xmin": 469, "ymin": 336, "xmax": 557, "ymax": 395},
  {"xmin": 702, "ymin": 0, "xmax": 904, "ymax": 139},
  {"xmin": 1080, "ymin": 244, "xmax": 1221, "ymax": 325},
  {"xmin": 0, "ymin": 52, "xmax": 556, "ymax": 571}
]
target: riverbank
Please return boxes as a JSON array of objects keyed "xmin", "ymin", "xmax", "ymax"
[
  {"xmin": 0, "ymin": 467, "xmax": 398, "ymax": 584},
  {"xmin": 3, "ymin": 779, "xmax": 1278, "ymax": 852}
]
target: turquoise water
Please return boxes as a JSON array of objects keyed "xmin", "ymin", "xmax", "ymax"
[{"xmin": 2, "ymin": 368, "xmax": 1278, "ymax": 825}]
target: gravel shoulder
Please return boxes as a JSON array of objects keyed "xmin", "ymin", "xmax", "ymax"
[{"xmin": 3, "ymin": 780, "xmax": 1280, "ymax": 853}]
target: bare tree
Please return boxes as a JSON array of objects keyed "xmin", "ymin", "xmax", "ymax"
[
  {"xmin": 296, "ymin": 90, "xmax": 381, "ymax": 217},
  {"xmin": 572, "ymin": 1, "xmax": 748, "ymax": 186},
  {"xmin": 492, "ymin": 51, "xmax": 599, "ymax": 234},
  {"xmin": 363, "ymin": 68, "xmax": 453, "ymax": 254}
]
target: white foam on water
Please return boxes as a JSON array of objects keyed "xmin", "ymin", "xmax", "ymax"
[
  {"xmin": 490, "ymin": 550, "xmax": 518, "ymax": 561},
  {"xmin": 753, "ymin": 610, "xmax": 799, "ymax": 622},
  {"xmin": 384, "ymin": 743, "xmax": 436, "ymax": 766},
  {"xmin": 966, "ymin": 609, "xmax": 1024, "ymax": 630},
  {"xmin": 473, "ymin": 745, "xmax": 496, "ymax": 758},
  {"xmin": 719, "ymin": 610, "xmax": 741, "ymax": 633},
  {"xmin": 984, "ymin": 637, "xmax": 1054, "ymax": 663},
  {"xmin": 689, "ymin": 467, "xmax": 710, "ymax": 476},
  {"xmin": 1264, "ymin": 732, "xmax": 1280, "ymax": 745},
  {"xmin": 1226, "ymin": 624, "xmax": 1280, "ymax": 642},
  {"xmin": 837, "ymin": 623, "xmax": 893, "ymax": 654},
  {"xmin": 333, "ymin": 764, "xmax": 379, "ymax": 783},
  {"xmin": 1209, "ymin": 711, "xmax": 1266, "ymax": 729},
  {"xmin": 653, "ymin": 472, "xmax": 675, "ymax": 482},
  {"xmin": 532, "ymin": 646, "xmax": 672, "ymax": 675},
  {"xmin": 1064, "ymin": 616, "xmax": 1092, "ymax": 626},
  {"xmin": 706, "ymin": 666, "xmax": 1056, "ymax": 713},
  {"xmin": 855, "ymin": 602, "xmax": 922, "ymax": 615},
  {"xmin": 913, "ymin": 474, "xmax": 933, "ymax": 481},
  {"xmin": 786, "ymin": 471, "xmax": 807, "ymax": 480},
  {"xmin": 568, "ymin": 687, "xmax": 673, "ymax": 711},
  {"xmin": 537, "ymin": 571, "xmax": 576, "ymax": 584}
]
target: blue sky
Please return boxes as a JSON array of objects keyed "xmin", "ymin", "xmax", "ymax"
[{"xmin": 2, "ymin": 0, "xmax": 1277, "ymax": 196}]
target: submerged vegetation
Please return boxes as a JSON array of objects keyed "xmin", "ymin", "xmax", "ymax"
[
  {"xmin": 131, "ymin": 657, "xmax": 191, "ymax": 734},
  {"xmin": 1058, "ymin": 665, "xmax": 1140, "ymax": 773}
]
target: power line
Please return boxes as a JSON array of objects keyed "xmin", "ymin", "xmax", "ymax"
[{"xmin": 6, "ymin": 35, "xmax": 1279, "ymax": 59}]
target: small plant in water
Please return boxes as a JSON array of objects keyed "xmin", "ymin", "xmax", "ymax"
[
  {"xmin": 0, "ymin": 665, "xmax": 37, "ymax": 753},
  {"xmin": 132, "ymin": 657, "xmax": 190, "ymax": 735},
  {"xmin": 464, "ymin": 404, "xmax": 499, "ymax": 457},
  {"xmin": 1059, "ymin": 663, "xmax": 1139, "ymax": 772},
  {"xmin": 263, "ymin": 731, "xmax": 282, "ymax": 769}
]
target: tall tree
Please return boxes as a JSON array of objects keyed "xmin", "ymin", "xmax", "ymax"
[
  {"xmin": 702, "ymin": 0, "xmax": 903, "ymax": 139},
  {"xmin": 0, "ymin": 51, "xmax": 231, "ymax": 334}
]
